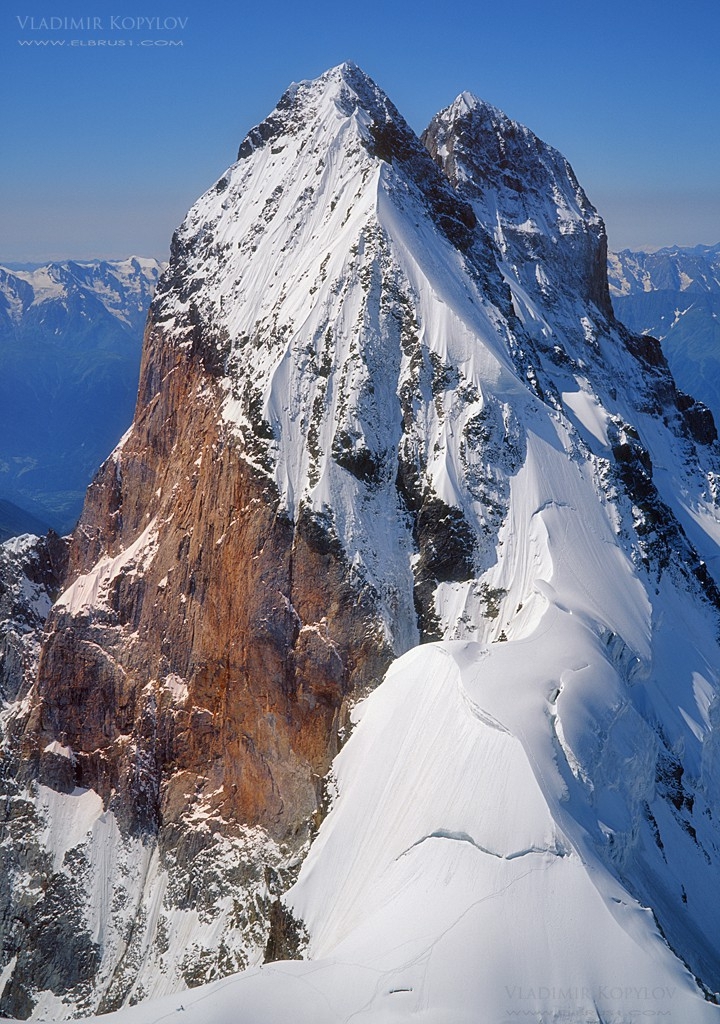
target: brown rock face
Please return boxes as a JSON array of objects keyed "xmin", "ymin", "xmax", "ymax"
[{"xmin": 25, "ymin": 313, "xmax": 393, "ymax": 841}]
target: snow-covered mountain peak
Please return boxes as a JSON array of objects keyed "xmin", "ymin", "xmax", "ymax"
[
  {"xmin": 150, "ymin": 64, "xmax": 515, "ymax": 655},
  {"xmin": 148, "ymin": 65, "xmax": 720, "ymax": 665},
  {"xmin": 447, "ymin": 89, "xmax": 503, "ymax": 122},
  {"xmin": 235, "ymin": 61, "xmax": 406, "ymax": 165},
  {"xmin": 3, "ymin": 66, "xmax": 720, "ymax": 1021},
  {"xmin": 609, "ymin": 243, "xmax": 720, "ymax": 299},
  {"xmin": 423, "ymin": 95, "xmax": 612, "ymax": 319},
  {"xmin": 227, "ymin": 61, "xmax": 480, "ymax": 254},
  {"xmin": 1, "ymin": 257, "xmax": 163, "ymax": 330}
]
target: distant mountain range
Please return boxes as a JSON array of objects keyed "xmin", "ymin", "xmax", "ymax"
[
  {"xmin": 0, "ymin": 257, "xmax": 162, "ymax": 534},
  {"xmin": 0, "ymin": 498, "xmax": 50, "ymax": 543},
  {"xmin": 608, "ymin": 244, "xmax": 720, "ymax": 419}
]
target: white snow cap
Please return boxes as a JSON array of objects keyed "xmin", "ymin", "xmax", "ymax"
[
  {"xmin": 451, "ymin": 89, "xmax": 483, "ymax": 115},
  {"xmin": 445, "ymin": 89, "xmax": 505, "ymax": 123}
]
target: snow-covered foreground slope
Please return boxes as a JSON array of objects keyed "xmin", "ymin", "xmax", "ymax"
[
  {"xmin": 59, "ymin": 443, "xmax": 720, "ymax": 1023},
  {"xmin": 281, "ymin": 389, "xmax": 720, "ymax": 1021},
  {"xmin": 38, "ymin": 631, "xmax": 720, "ymax": 1022},
  {"xmin": 3, "ymin": 64, "xmax": 720, "ymax": 1022},
  {"xmin": 284, "ymin": 493, "xmax": 720, "ymax": 1023}
]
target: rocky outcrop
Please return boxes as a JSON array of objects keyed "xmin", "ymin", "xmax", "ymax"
[
  {"xmin": 423, "ymin": 94, "xmax": 613, "ymax": 319},
  {"xmin": 25, "ymin": 317, "xmax": 393, "ymax": 840},
  {"xmin": 0, "ymin": 531, "xmax": 68, "ymax": 703},
  {"xmin": 677, "ymin": 390, "xmax": 718, "ymax": 446}
]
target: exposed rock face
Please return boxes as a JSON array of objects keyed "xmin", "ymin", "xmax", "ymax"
[
  {"xmin": 0, "ymin": 531, "xmax": 68, "ymax": 703},
  {"xmin": 1, "ymin": 313, "xmax": 389, "ymax": 1017},
  {"xmin": 423, "ymin": 93, "xmax": 613, "ymax": 319},
  {"xmin": 677, "ymin": 390, "xmax": 718, "ymax": 446},
  {"xmin": 28, "ymin": 319, "xmax": 390, "ymax": 839}
]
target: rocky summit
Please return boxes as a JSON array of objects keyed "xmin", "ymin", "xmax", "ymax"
[{"xmin": 1, "ymin": 64, "xmax": 720, "ymax": 1022}]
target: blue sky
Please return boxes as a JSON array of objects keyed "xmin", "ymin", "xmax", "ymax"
[{"xmin": 2, "ymin": 0, "xmax": 718, "ymax": 260}]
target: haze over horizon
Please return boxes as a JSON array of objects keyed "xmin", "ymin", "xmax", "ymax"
[{"xmin": 2, "ymin": 0, "xmax": 718, "ymax": 261}]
